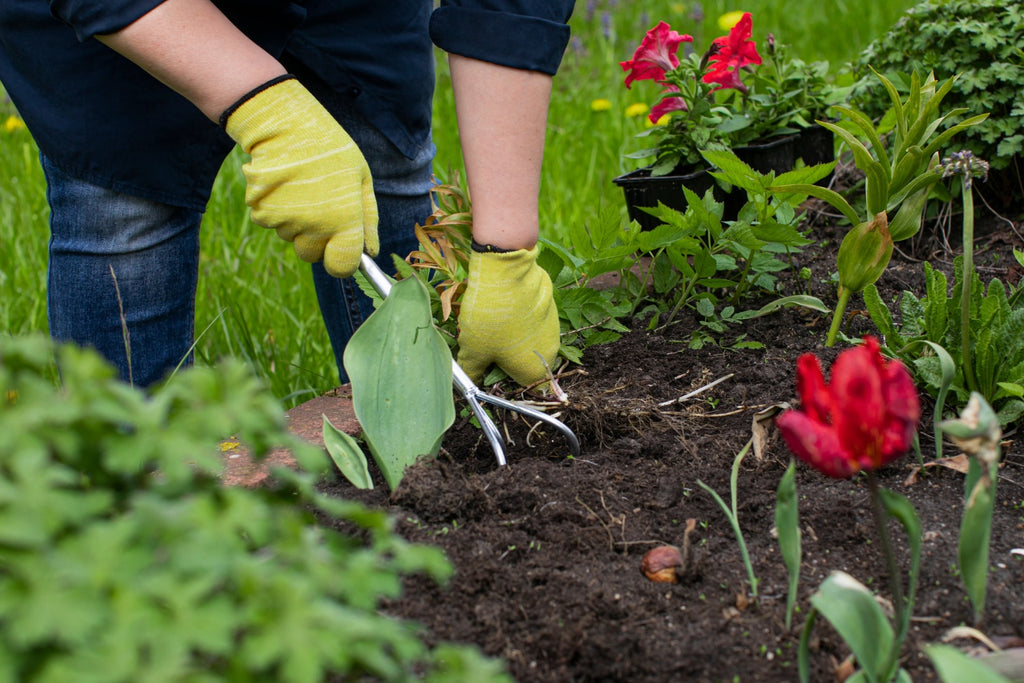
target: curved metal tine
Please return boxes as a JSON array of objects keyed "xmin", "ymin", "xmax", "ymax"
[
  {"xmin": 473, "ymin": 391, "xmax": 581, "ymax": 458},
  {"xmin": 464, "ymin": 392, "xmax": 508, "ymax": 467},
  {"xmin": 360, "ymin": 254, "xmax": 576, "ymax": 464}
]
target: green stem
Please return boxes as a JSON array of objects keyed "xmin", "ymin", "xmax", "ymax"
[
  {"xmin": 960, "ymin": 180, "xmax": 978, "ymax": 393},
  {"xmin": 867, "ymin": 472, "xmax": 906, "ymax": 677},
  {"xmin": 825, "ymin": 287, "xmax": 852, "ymax": 347}
]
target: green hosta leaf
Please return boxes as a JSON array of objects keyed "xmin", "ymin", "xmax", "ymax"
[
  {"xmin": 344, "ymin": 276, "xmax": 455, "ymax": 490},
  {"xmin": 322, "ymin": 416, "xmax": 373, "ymax": 490}
]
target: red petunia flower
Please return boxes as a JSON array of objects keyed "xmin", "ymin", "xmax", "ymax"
[
  {"xmin": 620, "ymin": 21, "xmax": 694, "ymax": 89},
  {"xmin": 701, "ymin": 12, "xmax": 761, "ymax": 92},
  {"xmin": 775, "ymin": 337, "xmax": 921, "ymax": 478},
  {"xmin": 703, "ymin": 63, "xmax": 749, "ymax": 93},
  {"xmin": 649, "ymin": 84, "xmax": 688, "ymax": 124}
]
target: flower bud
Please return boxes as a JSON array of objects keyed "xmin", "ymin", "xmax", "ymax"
[
  {"xmin": 837, "ymin": 211, "xmax": 893, "ymax": 293},
  {"xmin": 641, "ymin": 545, "xmax": 684, "ymax": 583}
]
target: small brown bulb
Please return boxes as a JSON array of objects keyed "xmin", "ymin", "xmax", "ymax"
[{"xmin": 641, "ymin": 545, "xmax": 683, "ymax": 583}]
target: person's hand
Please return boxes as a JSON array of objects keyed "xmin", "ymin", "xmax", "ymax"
[
  {"xmin": 456, "ymin": 246, "xmax": 560, "ymax": 389},
  {"xmin": 222, "ymin": 76, "xmax": 378, "ymax": 277}
]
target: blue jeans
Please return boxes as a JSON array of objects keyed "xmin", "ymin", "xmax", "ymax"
[{"xmin": 43, "ymin": 72, "xmax": 432, "ymax": 388}]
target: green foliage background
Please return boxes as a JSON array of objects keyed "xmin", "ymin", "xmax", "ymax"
[{"xmin": 853, "ymin": 0, "xmax": 1024, "ymax": 169}]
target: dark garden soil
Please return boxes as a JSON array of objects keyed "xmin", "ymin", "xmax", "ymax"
[{"xmin": 318, "ymin": 180, "xmax": 1024, "ymax": 682}]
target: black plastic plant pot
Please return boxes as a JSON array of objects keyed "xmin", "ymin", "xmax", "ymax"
[{"xmin": 613, "ymin": 129, "xmax": 839, "ymax": 231}]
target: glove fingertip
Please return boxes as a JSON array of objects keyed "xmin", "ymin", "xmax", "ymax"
[
  {"xmin": 455, "ymin": 350, "xmax": 489, "ymax": 386},
  {"xmin": 323, "ymin": 237, "xmax": 363, "ymax": 278}
]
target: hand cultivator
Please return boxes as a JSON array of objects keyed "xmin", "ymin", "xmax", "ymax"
[{"xmin": 358, "ymin": 253, "xmax": 580, "ymax": 466}]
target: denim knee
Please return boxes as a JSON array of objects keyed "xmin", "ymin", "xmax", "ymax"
[{"xmin": 42, "ymin": 155, "xmax": 201, "ymax": 388}]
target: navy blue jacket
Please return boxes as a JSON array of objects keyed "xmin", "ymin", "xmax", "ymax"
[{"xmin": 0, "ymin": 1, "xmax": 574, "ymax": 211}]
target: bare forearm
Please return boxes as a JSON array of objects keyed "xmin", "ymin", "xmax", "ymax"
[
  {"xmin": 449, "ymin": 55, "xmax": 553, "ymax": 250},
  {"xmin": 96, "ymin": 0, "xmax": 285, "ymax": 121}
]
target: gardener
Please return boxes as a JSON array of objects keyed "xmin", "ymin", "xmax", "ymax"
[{"xmin": 0, "ymin": 0, "xmax": 573, "ymax": 389}]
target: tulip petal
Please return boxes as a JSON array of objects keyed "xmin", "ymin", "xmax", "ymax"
[
  {"xmin": 776, "ymin": 411, "xmax": 859, "ymax": 478},
  {"xmin": 795, "ymin": 353, "xmax": 831, "ymax": 423},
  {"xmin": 829, "ymin": 340, "xmax": 888, "ymax": 461}
]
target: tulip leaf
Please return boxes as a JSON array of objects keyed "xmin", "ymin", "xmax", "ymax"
[
  {"xmin": 775, "ymin": 462, "xmax": 801, "ymax": 629},
  {"xmin": 343, "ymin": 276, "xmax": 455, "ymax": 491},
  {"xmin": 322, "ymin": 415, "xmax": 373, "ymax": 490},
  {"xmin": 959, "ymin": 465, "xmax": 995, "ymax": 623},
  {"xmin": 924, "ymin": 645, "xmax": 1014, "ymax": 683},
  {"xmin": 810, "ymin": 571, "xmax": 895, "ymax": 681}
]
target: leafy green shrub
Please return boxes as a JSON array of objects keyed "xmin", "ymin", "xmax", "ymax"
[
  {"xmin": 853, "ymin": 0, "xmax": 1024, "ymax": 170},
  {"xmin": 0, "ymin": 335, "xmax": 510, "ymax": 683}
]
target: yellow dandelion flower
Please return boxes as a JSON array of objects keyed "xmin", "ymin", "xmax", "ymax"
[
  {"xmin": 644, "ymin": 114, "xmax": 671, "ymax": 128},
  {"xmin": 625, "ymin": 102, "xmax": 649, "ymax": 118},
  {"xmin": 591, "ymin": 98, "xmax": 612, "ymax": 112},
  {"xmin": 219, "ymin": 440, "xmax": 241, "ymax": 452},
  {"xmin": 717, "ymin": 10, "xmax": 746, "ymax": 31},
  {"xmin": 4, "ymin": 115, "xmax": 25, "ymax": 133}
]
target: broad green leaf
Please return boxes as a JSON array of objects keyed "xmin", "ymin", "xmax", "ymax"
[
  {"xmin": 344, "ymin": 276, "xmax": 455, "ymax": 490},
  {"xmin": 810, "ymin": 571, "xmax": 895, "ymax": 680},
  {"xmin": 322, "ymin": 416, "xmax": 373, "ymax": 490}
]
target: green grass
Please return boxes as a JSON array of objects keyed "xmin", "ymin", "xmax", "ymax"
[{"xmin": 0, "ymin": 0, "xmax": 916, "ymax": 405}]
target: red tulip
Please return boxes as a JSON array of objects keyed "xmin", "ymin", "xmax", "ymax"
[
  {"xmin": 620, "ymin": 21, "xmax": 694, "ymax": 89},
  {"xmin": 775, "ymin": 337, "xmax": 920, "ymax": 478}
]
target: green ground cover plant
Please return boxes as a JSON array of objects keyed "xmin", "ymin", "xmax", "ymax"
[{"xmin": 0, "ymin": 334, "xmax": 509, "ymax": 682}]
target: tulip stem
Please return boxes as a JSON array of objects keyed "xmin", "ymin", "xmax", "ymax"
[
  {"xmin": 959, "ymin": 179, "xmax": 978, "ymax": 394},
  {"xmin": 825, "ymin": 287, "xmax": 851, "ymax": 347},
  {"xmin": 867, "ymin": 472, "xmax": 906, "ymax": 652}
]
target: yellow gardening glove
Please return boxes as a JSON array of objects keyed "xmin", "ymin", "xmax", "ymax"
[
  {"xmin": 456, "ymin": 246, "xmax": 560, "ymax": 389},
  {"xmin": 221, "ymin": 76, "xmax": 378, "ymax": 277}
]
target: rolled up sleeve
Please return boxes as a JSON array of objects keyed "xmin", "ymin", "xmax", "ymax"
[
  {"xmin": 49, "ymin": 0, "xmax": 165, "ymax": 41},
  {"xmin": 429, "ymin": 1, "xmax": 575, "ymax": 75}
]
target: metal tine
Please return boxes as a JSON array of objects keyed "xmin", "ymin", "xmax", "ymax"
[{"xmin": 359, "ymin": 253, "xmax": 581, "ymax": 466}]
